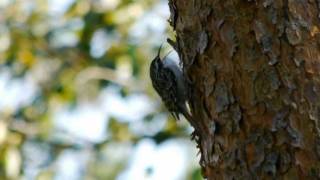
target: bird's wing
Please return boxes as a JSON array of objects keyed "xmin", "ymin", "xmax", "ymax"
[{"xmin": 156, "ymin": 67, "xmax": 180, "ymax": 119}]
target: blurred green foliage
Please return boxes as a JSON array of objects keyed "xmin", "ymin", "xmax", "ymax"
[{"xmin": 0, "ymin": 0, "xmax": 201, "ymax": 179}]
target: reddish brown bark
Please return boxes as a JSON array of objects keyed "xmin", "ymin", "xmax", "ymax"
[{"xmin": 168, "ymin": 0, "xmax": 320, "ymax": 179}]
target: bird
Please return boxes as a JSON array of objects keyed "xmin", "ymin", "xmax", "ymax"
[{"xmin": 149, "ymin": 45, "xmax": 192, "ymax": 121}]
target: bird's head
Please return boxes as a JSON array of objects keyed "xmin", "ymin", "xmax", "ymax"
[{"xmin": 150, "ymin": 45, "xmax": 164, "ymax": 74}]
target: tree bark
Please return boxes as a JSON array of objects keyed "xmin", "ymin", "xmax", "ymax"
[{"xmin": 168, "ymin": 0, "xmax": 320, "ymax": 179}]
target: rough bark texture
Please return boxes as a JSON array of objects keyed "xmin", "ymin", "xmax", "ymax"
[{"xmin": 168, "ymin": 0, "xmax": 320, "ymax": 179}]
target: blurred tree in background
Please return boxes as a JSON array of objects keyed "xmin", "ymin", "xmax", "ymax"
[{"xmin": 0, "ymin": 0, "xmax": 201, "ymax": 179}]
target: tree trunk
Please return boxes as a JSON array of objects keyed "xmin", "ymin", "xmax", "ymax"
[{"xmin": 168, "ymin": 0, "xmax": 320, "ymax": 179}]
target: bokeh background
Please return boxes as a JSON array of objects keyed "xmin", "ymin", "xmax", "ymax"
[{"xmin": 0, "ymin": 0, "xmax": 202, "ymax": 179}]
